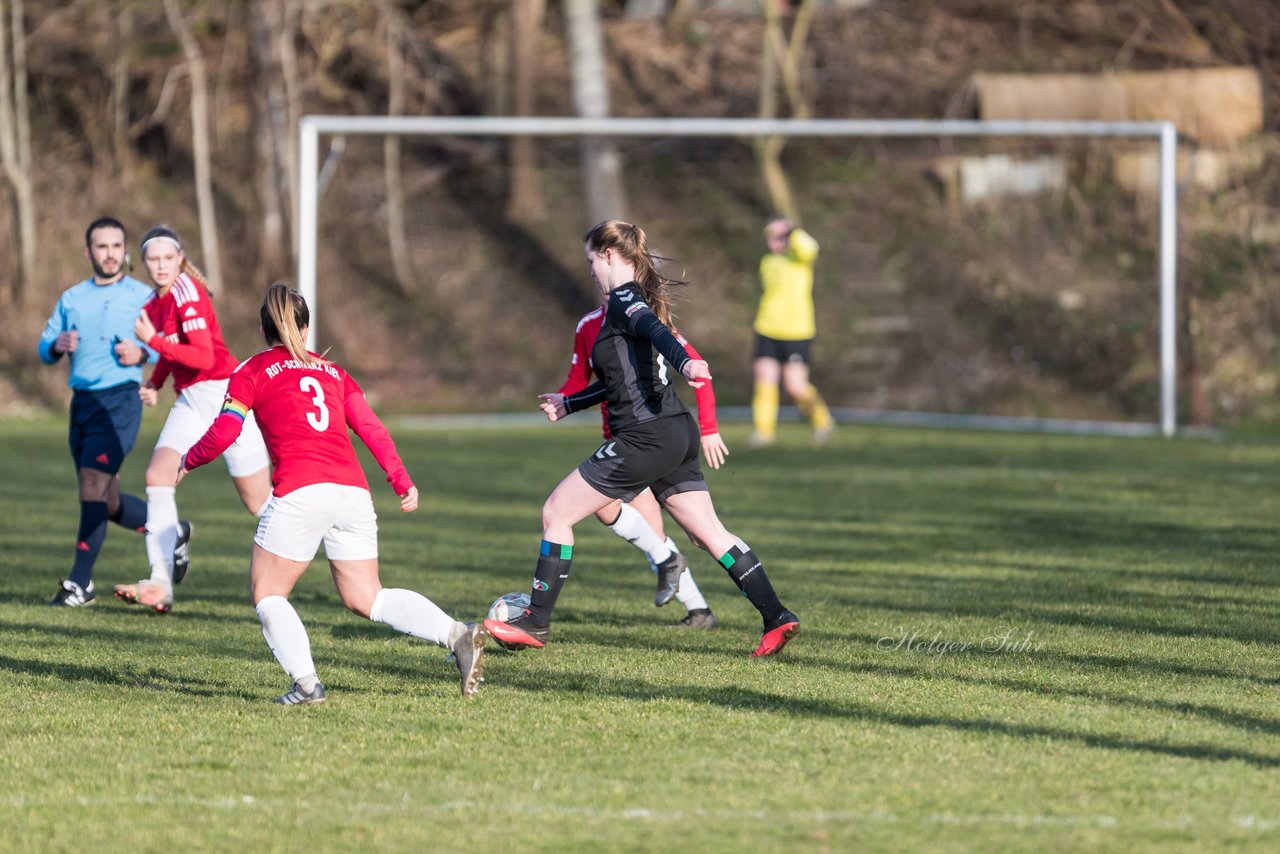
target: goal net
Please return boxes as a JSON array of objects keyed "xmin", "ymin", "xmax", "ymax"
[{"xmin": 298, "ymin": 117, "xmax": 1178, "ymax": 436}]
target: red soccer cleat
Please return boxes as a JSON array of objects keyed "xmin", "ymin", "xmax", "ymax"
[
  {"xmin": 483, "ymin": 610, "xmax": 549, "ymax": 651},
  {"xmin": 752, "ymin": 614, "xmax": 800, "ymax": 657}
]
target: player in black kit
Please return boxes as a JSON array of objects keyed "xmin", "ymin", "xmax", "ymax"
[{"xmin": 484, "ymin": 220, "xmax": 800, "ymax": 657}]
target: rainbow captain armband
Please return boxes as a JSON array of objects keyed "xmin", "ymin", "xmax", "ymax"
[{"xmin": 220, "ymin": 398, "xmax": 251, "ymax": 421}]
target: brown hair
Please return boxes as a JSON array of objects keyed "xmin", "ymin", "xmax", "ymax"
[
  {"xmin": 583, "ymin": 220, "xmax": 687, "ymax": 327},
  {"xmin": 260, "ymin": 282, "xmax": 316, "ymax": 366}
]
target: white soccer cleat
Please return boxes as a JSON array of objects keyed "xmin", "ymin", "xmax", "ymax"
[{"xmin": 114, "ymin": 580, "xmax": 174, "ymax": 614}]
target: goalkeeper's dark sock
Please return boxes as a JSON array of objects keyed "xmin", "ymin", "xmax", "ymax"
[
  {"xmin": 109, "ymin": 492, "xmax": 147, "ymax": 532},
  {"xmin": 527, "ymin": 540, "xmax": 573, "ymax": 625},
  {"xmin": 68, "ymin": 500, "xmax": 109, "ymax": 589},
  {"xmin": 719, "ymin": 543, "xmax": 788, "ymax": 625}
]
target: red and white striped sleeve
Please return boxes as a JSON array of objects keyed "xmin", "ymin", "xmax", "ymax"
[{"xmin": 146, "ymin": 274, "xmax": 215, "ymax": 371}]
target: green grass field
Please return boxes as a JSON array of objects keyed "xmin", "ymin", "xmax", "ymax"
[{"xmin": 2, "ymin": 414, "xmax": 1280, "ymax": 851}]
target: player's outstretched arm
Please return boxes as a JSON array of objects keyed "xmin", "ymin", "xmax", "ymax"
[
  {"xmin": 179, "ymin": 405, "xmax": 247, "ymax": 483},
  {"xmin": 559, "ymin": 381, "xmax": 607, "ymax": 417},
  {"xmin": 343, "ymin": 382, "xmax": 414, "ymax": 497}
]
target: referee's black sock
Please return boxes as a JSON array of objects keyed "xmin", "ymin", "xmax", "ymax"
[
  {"xmin": 719, "ymin": 544, "xmax": 787, "ymax": 626},
  {"xmin": 109, "ymin": 492, "xmax": 147, "ymax": 532},
  {"xmin": 68, "ymin": 500, "xmax": 109, "ymax": 589},
  {"xmin": 527, "ymin": 540, "xmax": 572, "ymax": 625}
]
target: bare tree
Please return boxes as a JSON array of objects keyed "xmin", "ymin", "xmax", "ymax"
[
  {"xmin": 249, "ymin": 0, "xmax": 292, "ymax": 282},
  {"xmin": 564, "ymin": 0, "xmax": 626, "ymax": 224},
  {"xmin": 111, "ymin": 1, "xmax": 132, "ymax": 177},
  {"xmin": 381, "ymin": 2, "xmax": 413, "ymax": 294},
  {"xmin": 754, "ymin": 0, "xmax": 815, "ymax": 222},
  {"xmin": 280, "ymin": 0, "xmax": 302, "ymax": 258},
  {"xmin": 506, "ymin": 0, "xmax": 545, "ymax": 220},
  {"xmin": 0, "ymin": 0, "xmax": 35, "ymax": 303},
  {"xmin": 481, "ymin": 0, "xmax": 509, "ymax": 115},
  {"xmin": 163, "ymin": 0, "xmax": 223, "ymax": 292}
]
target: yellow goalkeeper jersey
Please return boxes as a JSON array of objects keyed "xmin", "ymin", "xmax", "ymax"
[{"xmin": 754, "ymin": 227, "xmax": 820, "ymax": 340}]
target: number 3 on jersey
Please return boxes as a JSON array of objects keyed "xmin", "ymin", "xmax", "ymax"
[{"xmin": 299, "ymin": 376, "xmax": 329, "ymax": 432}]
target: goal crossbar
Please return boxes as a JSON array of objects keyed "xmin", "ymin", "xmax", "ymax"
[{"xmin": 297, "ymin": 116, "xmax": 1179, "ymax": 437}]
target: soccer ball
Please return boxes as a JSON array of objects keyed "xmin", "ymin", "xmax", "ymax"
[{"xmin": 487, "ymin": 592, "xmax": 530, "ymax": 623}]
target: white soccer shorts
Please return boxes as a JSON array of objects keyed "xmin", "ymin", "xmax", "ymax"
[
  {"xmin": 254, "ymin": 483, "xmax": 379, "ymax": 563},
  {"xmin": 156, "ymin": 378, "xmax": 270, "ymax": 477}
]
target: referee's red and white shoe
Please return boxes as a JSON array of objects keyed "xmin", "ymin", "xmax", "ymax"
[
  {"xmin": 752, "ymin": 610, "xmax": 800, "ymax": 657},
  {"xmin": 484, "ymin": 609, "xmax": 549, "ymax": 651}
]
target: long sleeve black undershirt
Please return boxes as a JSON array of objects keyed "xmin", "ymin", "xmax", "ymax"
[
  {"xmin": 610, "ymin": 283, "xmax": 692, "ymax": 376},
  {"xmin": 564, "ymin": 381, "xmax": 607, "ymax": 414},
  {"xmin": 562, "ymin": 283, "xmax": 693, "ymax": 417}
]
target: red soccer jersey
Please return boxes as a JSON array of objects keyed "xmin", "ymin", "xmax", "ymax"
[
  {"xmin": 184, "ymin": 346, "xmax": 413, "ymax": 498},
  {"xmin": 558, "ymin": 306, "xmax": 719, "ymax": 440},
  {"xmin": 143, "ymin": 273, "xmax": 240, "ymax": 393}
]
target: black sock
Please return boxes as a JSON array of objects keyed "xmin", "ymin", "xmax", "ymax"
[
  {"xmin": 110, "ymin": 493, "xmax": 147, "ymax": 532},
  {"xmin": 719, "ymin": 544, "xmax": 787, "ymax": 625},
  {"xmin": 69, "ymin": 501, "xmax": 110, "ymax": 589},
  {"xmin": 528, "ymin": 540, "xmax": 573, "ymax": 625}
]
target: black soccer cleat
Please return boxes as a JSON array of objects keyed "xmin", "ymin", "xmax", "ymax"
[
  {"xmin": 483, "ymin": 609, "xmax": 550, "ymax": 651},
  {"xmin": 50, "ymin": 579, "xmax": 95, "ymax": 607},
  {"xmin": 172, "ymin": 520, "xmax": 193, "ymax": 585},
  {"xmin": 654, "ymin": 551, "xmax": 688, "ymax": 607}
]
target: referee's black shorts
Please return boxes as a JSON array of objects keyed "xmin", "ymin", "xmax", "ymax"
[{"xmin": 577, "ymin": 413, "xmax": 708, "ymax": 504}]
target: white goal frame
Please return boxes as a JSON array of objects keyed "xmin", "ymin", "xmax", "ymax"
[{"xmin": 297, "ymin": 116, "xmax": 1179, "ymax": 437}]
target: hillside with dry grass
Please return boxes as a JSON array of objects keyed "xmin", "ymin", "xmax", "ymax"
[{"xmin": 3, "ymin": 0, "xmax": 1280, "ymax": 425}]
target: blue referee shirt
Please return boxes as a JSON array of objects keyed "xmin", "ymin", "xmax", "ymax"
[{"xmin": 38, "ymin": 275, "xmax": 158, "ymax": 391}]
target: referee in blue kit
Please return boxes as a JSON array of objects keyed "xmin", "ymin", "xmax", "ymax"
[{"xmin": 38, "ymin": 217, "xmax": 157, "ymax": 606}]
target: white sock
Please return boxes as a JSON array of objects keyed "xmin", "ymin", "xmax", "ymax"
[
  {"xmin": 144, "ymin": 486, "xmax": 179, "ymax": 583},
  {"xmin": 369, "ymin": 588, "xmax": 456, "ymax": 648},
  {"xmin": 674, "ymin": 547, "xmax": 709, "ymax": 611},
  {"xmin": 609, "ymin": 502, "xmax": 673, "ymax": 564},
  {"xmin": 256, "ymin": 595, "xmax": 317, "ymax": 683}
]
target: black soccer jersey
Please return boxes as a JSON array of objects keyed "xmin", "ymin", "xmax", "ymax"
[{"xmin": 564, "ymin": 282, "xmax": 693, "ymax": 436}]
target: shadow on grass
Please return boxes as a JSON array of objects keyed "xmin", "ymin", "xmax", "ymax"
[
  {"xmin": 0, "ymin": 619, "xmax": 196, "ymax": 647},
  {"xmin": 0, "ymin": 654, "xmax": 259, "ymax": 701},
  {"xmin": 489, "ymin": 665, "xmax": 1280, "ymax": 769},
  {"xmin": 790, "ymin": 650, "xmax": 1280, "ymax": 738}
]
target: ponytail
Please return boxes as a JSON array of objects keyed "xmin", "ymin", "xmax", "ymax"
[
  {"xmin": 260, "ymin": 282, "xmax": 316, "ymax": 366},
  {"xmin": 180, "ymin": 258, "xmax": 214, "ymax": 296}
]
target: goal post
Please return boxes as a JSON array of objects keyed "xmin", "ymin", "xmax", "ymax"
[{"xmin": 296, "ymin": 116, "xmax": 1179, "ymax": 437}]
